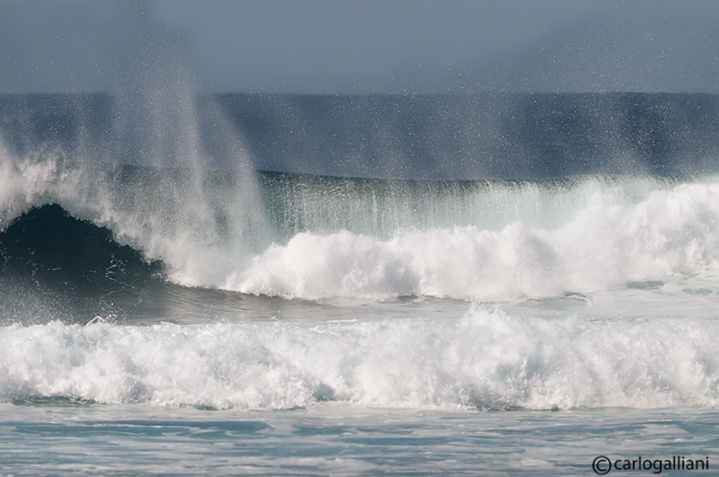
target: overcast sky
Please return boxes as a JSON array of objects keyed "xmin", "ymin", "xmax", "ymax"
[{"xmin": 2, "ymin": 0, "xmax": 719, "ymax": 94}]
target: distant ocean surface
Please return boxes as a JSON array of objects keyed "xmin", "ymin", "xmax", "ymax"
[{"xmin": 2, "ymin": 93, "xmax": 719, "ymax": 475}]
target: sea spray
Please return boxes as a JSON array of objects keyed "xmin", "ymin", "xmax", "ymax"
[{"xmin": 0, "ymin": 2, "xmax": 269, "ymax": 288}]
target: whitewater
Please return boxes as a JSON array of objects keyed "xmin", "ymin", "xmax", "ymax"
[{"xmin": 3, "ymin": 90, "xmax": 719, "ymax": 474}]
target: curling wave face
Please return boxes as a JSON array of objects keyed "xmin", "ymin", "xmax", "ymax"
[{"xmin": 3, "ymin": 142, "xmax": 719, "ymax": 302}]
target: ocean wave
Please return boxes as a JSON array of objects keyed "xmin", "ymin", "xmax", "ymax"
[
  {"xmin": 195, "ymin": 178, "xmax": 719, "ymax": 300},
  {"xmin": 4, "ymin": 149, "xmax": 719, "ymax": 302},
  {"xmin": 2, "ymin": 305, "xmax": 718, "ymax": 410}
]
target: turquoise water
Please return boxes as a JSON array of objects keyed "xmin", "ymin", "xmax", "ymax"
[{"xmin": 2, "ymin": 403, "xmax": 717, "ymax": 475}]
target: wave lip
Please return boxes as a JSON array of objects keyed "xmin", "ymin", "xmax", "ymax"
[{"xmin": 2, "ymin": 306, "xmax": 718, "ymax": 411}]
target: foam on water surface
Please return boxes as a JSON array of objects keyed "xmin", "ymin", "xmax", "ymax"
[{"xmin": 2, "ymin": 305, "xmax": 718, "ymax": 411}]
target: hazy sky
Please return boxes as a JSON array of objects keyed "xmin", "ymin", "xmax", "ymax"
[{"xmin": 2, "ymin": 0, "xmax": 719, "ymax": 94}]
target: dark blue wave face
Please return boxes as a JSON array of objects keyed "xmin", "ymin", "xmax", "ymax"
[
  {"xmin": 0, "ymin": 202, "xmax": 336, "ymax": 325},
  {"xmin": 0, "ymin": 204, "xmax": 161, "ymax": 287},
  {"xmin": 0, "ymin": 204, "xmax": 164, "ymax": 323},
  {"xmin": 2, "ymin": 92, "xmax": 719, "ymax": 180}
]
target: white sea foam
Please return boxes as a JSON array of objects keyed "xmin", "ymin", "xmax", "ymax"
[
  {"xmin": 223, "ymin": 179, "xmax": 719, "ymax": 300},
  {"xmin": 2, "ymin": 305, "xmax": 718, "ymax": 410}
]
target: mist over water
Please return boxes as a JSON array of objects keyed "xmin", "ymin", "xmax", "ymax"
[
  {"xmin": 3, "ymin": 3, "xmax": 719, "ymax": 475},
  {"xmin": 0, "ymin": 0, "xmax": 273, "ymax": 296}
]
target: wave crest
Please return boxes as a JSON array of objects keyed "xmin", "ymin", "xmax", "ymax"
[
  {"xmin": 2, "ymin": 306, "xmax": 718, "ymax": 410},
  {"xmin": 225, "ymin": 180, "xmax": 719, "ymax": 301}
]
